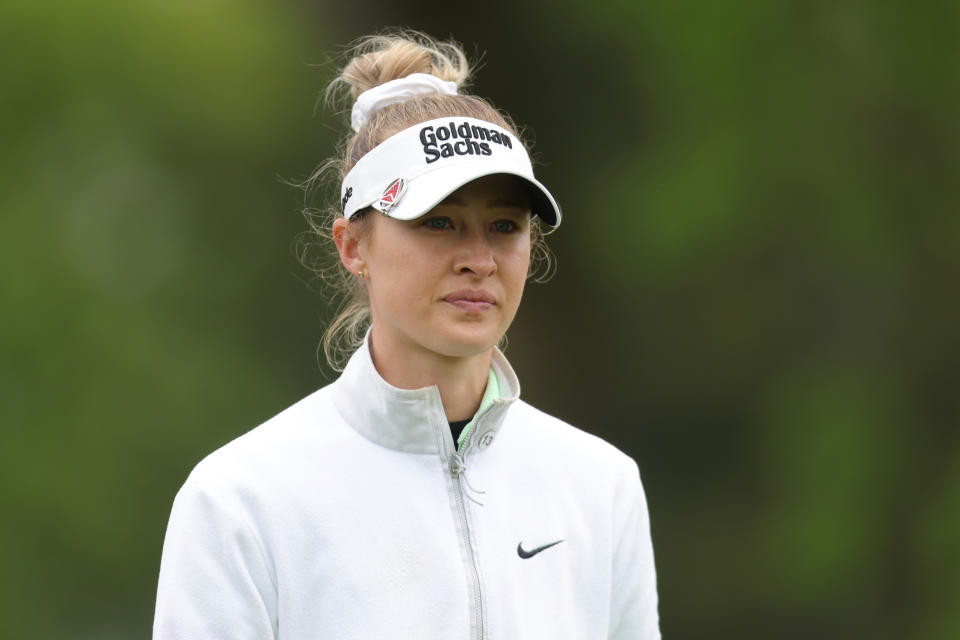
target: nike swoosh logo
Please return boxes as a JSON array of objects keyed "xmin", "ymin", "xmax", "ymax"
[{"xmin": 517, "ymin": 539, "xmax": 563, "ymax": 559}]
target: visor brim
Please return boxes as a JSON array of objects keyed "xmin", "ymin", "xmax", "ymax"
[{"xmin": 378, "ymin": 163, "xmax": 561, "ymax": 227}]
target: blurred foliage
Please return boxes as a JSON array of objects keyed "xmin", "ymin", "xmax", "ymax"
[{"xmin": 1, "ymin": 0, "xmax": 957, "ymax": 638}]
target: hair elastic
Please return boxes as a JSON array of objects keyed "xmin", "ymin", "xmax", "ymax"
[{"xmin": 351, "ymin": 73, "xmax": 458, "ymax": 132}]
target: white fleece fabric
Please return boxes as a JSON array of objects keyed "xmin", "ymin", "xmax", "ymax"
[{"xmin": 154, "ymin": 339, "xmax": 660, "ymax": 639}]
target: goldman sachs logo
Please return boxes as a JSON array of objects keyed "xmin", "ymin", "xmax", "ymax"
[{"xmin": 419, "ymin": 121, "xmax": 513, "ymax": 164}]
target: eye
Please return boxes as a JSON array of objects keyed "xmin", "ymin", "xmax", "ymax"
[
  {"xmin": 422, "ymin": 216, "xmax": 453, "ymax": 230},
  {"xmin": 491, "ymin": 219, "xmax": 519, "ymax": 233}
]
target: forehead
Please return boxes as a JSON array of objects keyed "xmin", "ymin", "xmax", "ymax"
[{"xmin": 437, "ymin": 174, "xmax": 530, "ymax": 207}]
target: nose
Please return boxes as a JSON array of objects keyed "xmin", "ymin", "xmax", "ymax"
[{"xmin": 453, "ymin": 228, "xmax": 497, "ymax": 278}]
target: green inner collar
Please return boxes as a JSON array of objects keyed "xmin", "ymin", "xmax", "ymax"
[{"xmin": 456, "ymin": 367, "xmax": 500, "ymax": 449}]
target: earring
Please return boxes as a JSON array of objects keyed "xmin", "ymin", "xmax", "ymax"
[{"xmin": 358, "ymin": 270, "xmax": 367, "ymax": 280}]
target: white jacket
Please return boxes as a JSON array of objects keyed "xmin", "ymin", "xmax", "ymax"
[{"xmin": 154, "ymin": 339, "xmax": 660, "ymax": 639}]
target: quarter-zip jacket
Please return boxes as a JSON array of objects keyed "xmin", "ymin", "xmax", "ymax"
[{"xmin": 154, "ymin": 340, "xmax": 660, "ymax": 639}]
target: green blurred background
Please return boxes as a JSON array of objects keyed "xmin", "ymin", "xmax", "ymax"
[{"xmin": 2, "ymin": 0, "xmax": 958, "ymax": 637}]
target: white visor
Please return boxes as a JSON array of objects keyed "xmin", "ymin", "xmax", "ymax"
[{"xmin": 340, "ymin": 117, "xmax": 561, "ymax": 227}]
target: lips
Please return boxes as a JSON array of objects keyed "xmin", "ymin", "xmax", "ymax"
[{"xmin": 442, "ymin": 289, "xmax": 497, "ymax": 313}]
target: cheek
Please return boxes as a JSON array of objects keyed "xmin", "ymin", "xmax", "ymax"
[
  {"xmin": 502, "ymin": 242, "xmax": 532, "ymax": 284},
  {"xmin": 369, "ymin": 249, "xmax": 442, "ymax": 310}
]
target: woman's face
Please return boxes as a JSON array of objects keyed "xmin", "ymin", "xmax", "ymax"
[{"xmin": 361, "ymin": 174, "xmax": 532, "ymax": 364}]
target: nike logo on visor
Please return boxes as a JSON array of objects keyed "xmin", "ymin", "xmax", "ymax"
[{"xmin": 517, "ymin": 539, "xmax": 563, "ymax": 559}]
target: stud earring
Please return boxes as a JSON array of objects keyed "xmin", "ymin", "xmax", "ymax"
[{"xmin": 358, "ymin": 270, "xmax": 367, "ymax": 280}]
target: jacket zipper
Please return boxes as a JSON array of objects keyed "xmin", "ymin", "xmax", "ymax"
[{"xmin": 444, "ymin": 428, "xmax": 485, "ymax": 639}]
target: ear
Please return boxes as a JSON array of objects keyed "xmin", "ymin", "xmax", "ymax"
[{"xmin": 332, "ymin": 217, "xmax": 366, "ymax": 276}]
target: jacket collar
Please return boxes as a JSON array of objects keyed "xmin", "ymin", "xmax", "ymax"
[{"xmin": 331, "ymin": 335, "xmax": 521, "ymax": 454}]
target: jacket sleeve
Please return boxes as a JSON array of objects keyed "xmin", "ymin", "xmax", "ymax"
[
  {"xmin": 608, "ymin": 458, "xmax": 660, "ymax": 640},
  {"xmin": 153, "ymin": 470, "xmax": 278, "ymax": 640}
]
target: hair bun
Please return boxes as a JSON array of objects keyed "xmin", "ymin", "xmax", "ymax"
[{"xmin": 338, "ymin": 32, "xmax": 471, "ymax": 101}]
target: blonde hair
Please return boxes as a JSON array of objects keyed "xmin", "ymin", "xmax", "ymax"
[{"xmin": 296, "ymin": 30, "xmax": 555, "ymax": 371}]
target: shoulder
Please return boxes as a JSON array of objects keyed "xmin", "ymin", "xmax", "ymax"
[
  {"xmin": 176, "ymin": 383, "xmax": 346, "ymax": 503},
  {"xmin": 502, "ymin": 400, "xmax": 640, "ymax": 480}
]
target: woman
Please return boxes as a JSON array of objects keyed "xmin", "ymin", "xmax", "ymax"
[{"xmin": 154, "ymin": 32, "xmax": 660, "ymax": 639}]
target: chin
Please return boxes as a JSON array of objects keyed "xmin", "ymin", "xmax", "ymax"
[{"xmin": 427, "ymin": 322, "xmax": 504, "ymax": 359}]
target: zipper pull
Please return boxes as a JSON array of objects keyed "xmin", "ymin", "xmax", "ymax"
[
  {"xmin": 450, "ymin": 452, "xmax": 466, "ymax": 477},
  {"xmin": 449, "ymin": 452, "xmax": 486, "ymax": 506}
]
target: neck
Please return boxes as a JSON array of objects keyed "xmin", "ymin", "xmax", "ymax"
[{"xmin": 368, "ymin": 329, "xmax": 493, "ymax": 423}]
